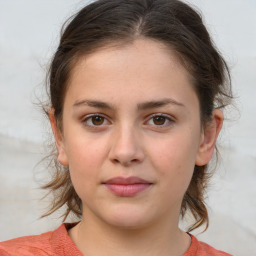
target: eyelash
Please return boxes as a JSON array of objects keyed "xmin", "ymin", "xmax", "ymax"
[
  {"xmin": 82, "ymin": 113, "xmax": 174, "ymax": 128},
  {"xmin": 82, "ymin": 113, "xmax": 110, "ymax": 128},
  {"xmin": 145, "ymin": 113, "xmax": 174, "ymax": 128}
]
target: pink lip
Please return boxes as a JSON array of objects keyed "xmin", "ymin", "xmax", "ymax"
[{"xmin": 103, "ymin": 176, "xmax": 152, "ymax": 197}]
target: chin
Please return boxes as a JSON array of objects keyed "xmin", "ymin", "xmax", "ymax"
[
  {"xmin": 107, "ymin": 217, "xmax": 149, "ymax": 230},
  {"xmin": 100, "ymin": 205, "xmax": 153, "ymax": 230}
]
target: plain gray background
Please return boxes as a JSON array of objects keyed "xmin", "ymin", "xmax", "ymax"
[{"xmin": 0, "ymin": 1, "xmax": 256, "ymax": 255}]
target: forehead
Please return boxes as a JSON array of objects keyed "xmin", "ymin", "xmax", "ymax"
[
  {"xmin": 66, "ymin": 38, "xmax": 198, "ymax": 108},
  {"xmin": 69, "ymin": 39, "xmax": 192, "ymax": 83}
]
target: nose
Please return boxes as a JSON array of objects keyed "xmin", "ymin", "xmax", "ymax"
[{"xmin": 109, "ymin": 125, "xmax": 145, "ymax": 166}]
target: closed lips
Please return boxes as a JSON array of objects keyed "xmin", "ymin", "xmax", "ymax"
[
  {"xmin": 104, "ymin": 176, "xmax": 152, "ymax": 184},
  {"xmin": 103, "ymin": 176, "xmax": 153, "ymax": 197}
]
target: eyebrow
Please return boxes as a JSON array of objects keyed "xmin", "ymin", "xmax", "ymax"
[
  {"xmin": 73, "ymin": 99, "xmax": 113, "ymax": 109},
  {"xmin": 137, "ymin": 98, "xmax": 184, "ymax": 110},
  {"xmin": 73, "ymin": 98, "xmax": 184, "ymax": 110}
]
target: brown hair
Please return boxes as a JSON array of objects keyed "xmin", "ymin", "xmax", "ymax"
[{"xmin": 42, "ymin": 0, "xmax": 232, "ymax": 232}]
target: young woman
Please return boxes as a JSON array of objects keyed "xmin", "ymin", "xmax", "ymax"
[{"xmin": 0, "ymin": 0, "xmax": 233, "ymax": 255}]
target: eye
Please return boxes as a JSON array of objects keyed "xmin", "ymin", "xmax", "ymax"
[
  {"xmin": 83, "ymin": 114, "xmax": 109, "ymax": 127},
  {"xmin": 146, "ymin": 114, "xmax": 174, "ymax": 127},
  {"xmin": 152, "ymin": 116, "xmax": 166, "ymax": 125}
]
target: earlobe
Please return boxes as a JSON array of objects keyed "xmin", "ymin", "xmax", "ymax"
[
  {"xmin": 48, "ymin": 108, "xmax": 69, "ymax": 166},
  {"xmin": 195, "ymin": 109, "xmax": 224, "ymax": 166}
]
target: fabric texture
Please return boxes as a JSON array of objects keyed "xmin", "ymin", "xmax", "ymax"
[{"xmin": 0, "ymin": 223, "xmax": 232, "ymax": 256}]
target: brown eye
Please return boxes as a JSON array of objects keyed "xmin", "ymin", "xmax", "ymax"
[
  {"xmin": 83, "ymin": 114, "xmax": 110, "ymax": 128},
  {"xmin": 146, "ymin": 114, "xmax": 173, "ymax": 128},
  {"xmin": 91, "ymin": 116, "xmax": 105, "ymax": 125},
  {"xmin": 153, "ymin": 116, "xmax": 166, "ymax": 125}
]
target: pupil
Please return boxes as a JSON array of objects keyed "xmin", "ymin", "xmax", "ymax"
[
  {"xmin": 92, "ymin": 116, "xmax": 103, "ymax": 125},
  {"xmin": 153, "ymin": 116, "xmax": 165, "ymax": 125}
]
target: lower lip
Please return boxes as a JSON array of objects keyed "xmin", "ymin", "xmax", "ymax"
[{"xmin": 104, "ymin": 183, "xmax": 151, "ymax": 197}]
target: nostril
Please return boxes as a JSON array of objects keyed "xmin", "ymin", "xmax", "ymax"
[
  {"xmin": 108, "ymin": 133, "xmax": 145, "ymax": 165},
  {"xmin": 113, "ymin": 159, "xmax": 120, "ymax": 164},
  {"xmin": 111, "ymin": 157, "xmax": 139, "ymax": 166}
]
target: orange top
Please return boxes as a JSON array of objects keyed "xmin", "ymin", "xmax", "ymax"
[{"xmin": 0, "ymin": 223, "xmax": 232, "ymax": 256}]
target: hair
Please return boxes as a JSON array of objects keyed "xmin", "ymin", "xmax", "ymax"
[{"xmin": 42, "ymin": 0, "xmax": 232, "ymax": 232}]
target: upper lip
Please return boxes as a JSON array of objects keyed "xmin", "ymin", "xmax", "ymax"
[{"xmin": 103, "ymin": 176, "xmax": 152, "ymax": 185}]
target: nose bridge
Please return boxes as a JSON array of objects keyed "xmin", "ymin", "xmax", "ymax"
[{"xmin": 109, "ymin": 122, "xmax": 144, "ymax": 165}]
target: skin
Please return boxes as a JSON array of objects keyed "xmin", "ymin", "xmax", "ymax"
[{"xmin": 50, "ymin": 38, "xmax": 223, "ymax": 256}]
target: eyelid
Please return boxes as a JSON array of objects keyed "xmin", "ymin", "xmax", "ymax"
[
  {"xmin": 146, "ymin": 113, "xmax": 175, "ymax": 120},
  {"xmin": 81, "ymin": 112, "xmax": 175, "ymax": 128},
  {"xmin": 144, "ymin": 113, "xmax": 175, "ymax": 126},
  {"xmin": 82, "ymin": 113, "xmax": 111, "ymax": 127}
]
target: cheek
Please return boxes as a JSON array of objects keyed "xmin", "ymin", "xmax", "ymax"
[
  {"xmin": 148, "ymin": 131, "xmax": 199, "ymax": 190},
  {"xmin": 64, "ymin": 136, "xmax": 108, "ymax": 192},
  {"xmin": 66, "ymin": 131, "xmax": 107, "ymax": 166}
]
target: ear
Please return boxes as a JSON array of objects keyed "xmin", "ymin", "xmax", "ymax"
[
  {"xmin": 196, "ymin": 109, "xmax": 224, "ymax": 166},
  {"xmin": 48, "ymin": 108, "xmax": 69, "ymax": 166}
]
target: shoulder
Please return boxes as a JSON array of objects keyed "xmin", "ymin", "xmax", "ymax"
[
  {"xmin": 0, "ymin": 224, "xmax": 73, "ymax": 256},
  {"xmin": 197, "ymin": 240, "xmax": 232, "ymax": 256},
  {"xmin": 184, "ymin": 234, "xmax": 233, "ymax": 256},
  {"xmin": 0, "ymin": 229, "xmax": 54, "ymax": 256}
]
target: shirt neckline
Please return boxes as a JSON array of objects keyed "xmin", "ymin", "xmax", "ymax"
[
  {"xmin": 50, "ymin": 222, "xmax": 198, "ymax": 256},
  {"xmin": 51, "ymin": 222, "xmax": 83, "ymax": 256}
]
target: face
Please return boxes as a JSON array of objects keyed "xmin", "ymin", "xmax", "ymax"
[{"xmin": 52, "ymin": 39, "xmax": 222, "ymax": 229}]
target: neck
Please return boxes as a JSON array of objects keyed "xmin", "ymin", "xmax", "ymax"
[{"xmin": 68, "ymin": 211, "xmax": 191, "ymax": 256}]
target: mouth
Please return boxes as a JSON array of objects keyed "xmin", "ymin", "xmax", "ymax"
[{"xmin": 103, "ymin": 176, "xmax": 153, "ymax": 197}]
